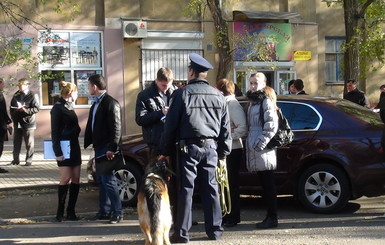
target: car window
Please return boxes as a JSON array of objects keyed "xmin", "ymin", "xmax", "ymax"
[
  {"xmin": 278, "ymin": 102, "xmax": 321, "ymax": 130},
  {"xmin": 335, "ymin": 99, "xmax": 383, "ymax": 126}
]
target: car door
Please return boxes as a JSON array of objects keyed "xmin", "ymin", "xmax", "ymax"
[
  {"xmin": 274, "ymin": 101, "xmax": 322, "ymax": 194},
  {"xmin": 239, "ymin": 100, "xmax": 322, "ymax": 194}
]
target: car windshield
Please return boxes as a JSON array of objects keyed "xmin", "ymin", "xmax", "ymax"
[{"xmin": 335, "ymin": 99, "xmax": 383, "ymax": 126}]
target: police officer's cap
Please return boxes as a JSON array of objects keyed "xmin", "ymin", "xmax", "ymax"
[{"xmin": 189, "ymin": 53, "xmax": 213, "ymax": 73}]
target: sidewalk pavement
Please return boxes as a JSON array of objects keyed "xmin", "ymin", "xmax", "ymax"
[{"xmin": 0, "ymin": 137, "xmax": 92, "ymax": 190}]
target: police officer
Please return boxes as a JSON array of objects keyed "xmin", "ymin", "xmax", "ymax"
[{"xmin": 158, "ymin": 53, "xmax": 232, "ymax": 243}]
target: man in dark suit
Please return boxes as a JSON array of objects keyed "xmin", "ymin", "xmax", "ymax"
[
  {"xmin": 344, "ymin": 79, "xmax": 370, "ymax": 108},
  {"xmin": 84, "ymin": 74, "xmax": 123, "ymax": 224},
  {"xmin": 293, "ymin": 79, "xmax": 308, "ymax": 95},
  {"xmin": 0, "ymin": 79, "xmax": 12, "ymax": 173}
]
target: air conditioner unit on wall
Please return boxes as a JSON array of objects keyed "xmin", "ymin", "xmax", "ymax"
[{"xmin": 122, "ymin": 21, "xmax": 147, "ymax": 38}]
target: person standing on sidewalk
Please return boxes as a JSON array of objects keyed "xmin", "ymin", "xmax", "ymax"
[
  {"xmin": 135, "ymin": 67, "xmax": 177, "ymax": 164},
  {"xmin": 216, "ymin": 78, "xmax": 247, "ymax": 227},
  {"xmin": 135, "ymin": 67, "xmax": 179, "ymax": 224},
  {"xmin": 0, "ymin": 78, "xmax": 12, "ymax": 173},
  {"xmin": 50, "ymin": 81, "xmax": 82, "ymax": 222},
  {"xmin": 158, "ymin": 53, "xmax": 232, "ymax": 243},
  {"xmin": 84, "ymin": 74, "xmax": 123, "ymax": 224},
  {"xmin": 246, "ymin": 73, "xmax": 279, "ymax": 229},
  {"xmin": 9, "ymin": 78, "xmax": 40, "ymax": 166}
]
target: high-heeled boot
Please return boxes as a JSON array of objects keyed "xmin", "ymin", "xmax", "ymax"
[
  {"xmin": 56, "ymin": 185, "xmax": 69, "ymax": 222},
  {"xmin": 66, "ymin": 183, "xmax": 80, "ymax": 221}
]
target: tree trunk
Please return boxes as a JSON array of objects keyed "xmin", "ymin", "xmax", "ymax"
[
  {"xmin": 206, "ymin": 0, "xmax": 232, "ymax": 81},
  {"xmin": 343, "ymin": 0, "xmax": 360, "ymax": 90}
]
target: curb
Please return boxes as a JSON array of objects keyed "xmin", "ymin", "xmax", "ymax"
[{"xmin": 0, "ymin": 209, "xmax": 137, "ymax": 225}]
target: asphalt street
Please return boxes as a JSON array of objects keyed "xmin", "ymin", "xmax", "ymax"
[
  {"xmin": 0, "ymin": 139, "xmax": 385, "ymax": 244},
  {"xmin": 1, "ymin": 188, "xmax": 385, "ymax": 245}
]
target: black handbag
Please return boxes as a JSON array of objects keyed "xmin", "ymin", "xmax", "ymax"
[
  {"xmin": 95, "ymin": 151, "xmax": 125, "ymax": 175},
  {"xmin": 259, "ymin": 102, "xmax": 294, "ymax": 149},
  {"xmin": 267, "ymin": 108, "xmax": 294, "ymax": 149}
]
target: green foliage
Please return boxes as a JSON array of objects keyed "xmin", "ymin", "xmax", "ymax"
[
  {"xmin": 324, "ymin": 0, "xmax": 385, "ymax": 81},
  {"xmin": 50, "ymin": 0, "xmax": 81, "ymax": 22},
  {"xmin": 182, "ymin": 0, "xmax": 204, "ymax": 18},
  {"xmin": 0, "ymin": 36, "xmax": 40, "ymax": 84},
  {"xmin": 0, "ymin": 1, "xmax": 81, "ymax": 85},
  {"xmin": 359, "ymin": 0, "xmax": 385, "ymax": 71},
  {"xmin": 323, "ymin": 0, "xmax": 343, "ymax": 8}
]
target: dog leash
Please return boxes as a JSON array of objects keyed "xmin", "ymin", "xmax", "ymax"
[{"xmin": 216, "ymin": 159, "xmax": 231, "ymax": 216}]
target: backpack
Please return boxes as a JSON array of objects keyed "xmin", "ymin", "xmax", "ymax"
[{"xmin": 259, "ymin": 100, "xmax": 294, "ymax": 149}]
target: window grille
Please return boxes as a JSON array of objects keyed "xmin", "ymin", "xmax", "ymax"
[{"xmin": 141, "ymin": 49, "xmax": 203, "ymax": 89}]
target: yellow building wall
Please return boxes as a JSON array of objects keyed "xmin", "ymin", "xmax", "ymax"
[
  {"xmin": 123, "ymin": 38, "xmax": 142, "ymax": 135},
  {"xmin": 3, "ymin": 0, "xmax": 385, "ymax": 137}
]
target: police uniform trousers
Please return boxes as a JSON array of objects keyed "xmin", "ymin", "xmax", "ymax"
[{"xmin": 173, "ymin": 139, "xmax": 223, "ymax": 241}]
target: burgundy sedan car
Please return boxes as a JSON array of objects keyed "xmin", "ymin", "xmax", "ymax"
[{"xmin": 88, "ymin": 96, "xmax": 385, "ymax": 213}]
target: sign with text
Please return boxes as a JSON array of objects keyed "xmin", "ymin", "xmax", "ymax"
[{"xmin": 293, "ymin": 50, "xmax": 311, "ymax": 61}]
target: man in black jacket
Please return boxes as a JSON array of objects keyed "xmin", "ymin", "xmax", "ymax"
[
  {"xmin": 84, "ymin": 74, "xmax": 123, "ymax": 224},
  {"xmin": 135, "ymin": 67, "xmax": 177, "ymax": 163},
  {"xmin": 292, "ymin": 79, "xmax": 308, "ymax": 95},
  {"xmin": 0, "ymin": 79, "xmax": 12, "ymax": 173},
  {"xmin": 9, "ymin": 79, "xmax": 40, "ymax": 166},
  {"xmin": 159, "ymin": 53, "xmax": 231, "ymax": 243},
  {"xmin": 344, "ymin": 79, "xmax": 370, "ymax": 108}
]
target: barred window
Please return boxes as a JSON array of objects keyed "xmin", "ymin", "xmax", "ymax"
[{"xmin": 141, "ymin": 49, "xmax": 203, "ymax": 89}]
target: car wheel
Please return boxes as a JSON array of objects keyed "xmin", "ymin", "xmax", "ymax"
[
  {"xmin": 298, "ymin": 164, "xmax": 350, "ymax": 213},
  {"xmin": 113, "ymin": 162, "xmax": 143, "ymax": 207}
]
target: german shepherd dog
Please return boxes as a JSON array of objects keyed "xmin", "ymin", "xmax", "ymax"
[{"xmin": 137, "ymin": 160, "xmax": 173, "ymax": 245}]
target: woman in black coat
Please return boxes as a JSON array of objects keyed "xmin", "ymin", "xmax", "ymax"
[{"xmin": 50, "ymin": 81, "xmax": 81, "ymax": 222}]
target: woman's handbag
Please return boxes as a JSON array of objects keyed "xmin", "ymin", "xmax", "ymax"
[
  {"xmin": 259, "ymin": 101, "xmax": 294, "ymax": 149},
  {"xmin": 95, "ymin": 151, "xmax": 126, "ymax": 175},
  {"xmin": 266, "ymin": 108, "xmax": 294, "ymax": 149}
]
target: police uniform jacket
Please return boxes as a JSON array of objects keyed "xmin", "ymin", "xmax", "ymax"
[
  {"xmin": 135, "ymin": 81, "xmax": 177, "ymax": 149},
  {"xmin": 84, "ymin": 93, "xmax": 121, "ymax": 154},
  {"xmin": 344, "ymin": 88, "xmax": 370, "ymax": 108},
  {"xmin": 160, "ymin": 78, "xmax": 232, "ymax": 159},
  {"xmin": 10, "ymin": 90, "xmax": 40, "ymax": 130}
]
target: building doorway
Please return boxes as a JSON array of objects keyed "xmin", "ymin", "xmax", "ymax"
[{"xmin": 234, "ymin": 67, "xmax": 296, "ymax": 95}]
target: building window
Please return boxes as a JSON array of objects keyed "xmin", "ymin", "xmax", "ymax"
[
  {"xmin": 38, "ymin": 31, "xmax": 103, "ymax": 106},
  {"xmin": 325, "ymin": 37, "xmax": 345, "ymax": 84},
  {"xmin": 141, "ymin": 49, "xmax": 203, "ymax": 89}
]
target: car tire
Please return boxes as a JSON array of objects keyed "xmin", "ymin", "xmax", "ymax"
[
  {"xmin": 298, "ymin": 163, "xmax": 350, "ymax": 213},
  {"xmin": 113, "ymin": 162, "xmax": 143, "ymax": 207}
]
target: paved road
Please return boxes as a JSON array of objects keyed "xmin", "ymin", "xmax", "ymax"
[
  {"xmin": 1, "ymin": 138, "xmax": 385, "ymax": 244},
  {"xmin": 1, "ymin": 188, "xmax": 385, "ymax": 245}
]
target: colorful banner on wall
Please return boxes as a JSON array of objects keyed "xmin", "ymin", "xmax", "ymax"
[{"xmin": 233, "ymin": 22, "xmax": 292, "ymax": 61}]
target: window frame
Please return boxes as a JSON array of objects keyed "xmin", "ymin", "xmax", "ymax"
[
  {"xmin": 325, "ymin": 37, "xmax": 345, "ymax": 85},
  {"xmin": 278, "ymin": 101, "xmax": 322, "ymax": 131},
  {"xmin": 38, "ymin": 30, "xmax": 104, "ymax": 109}
]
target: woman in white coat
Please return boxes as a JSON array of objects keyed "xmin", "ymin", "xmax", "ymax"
[
  {"xmin": 246, "ymin": 72, "xmax": 279, "ymax": 229},
  {"xmin": 216, "ymin": 78, "xmax": 247, "ymax": 227}
]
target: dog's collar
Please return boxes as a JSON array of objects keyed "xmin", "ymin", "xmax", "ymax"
[{"xmin": 147, "ymin": 172, "xmax": 170, "ymax": 182}]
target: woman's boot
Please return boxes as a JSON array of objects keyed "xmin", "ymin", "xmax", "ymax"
[
  {"xmin": 66, "ymin": 183, "xmax": 80, "ymax": 221},
  {"xmin": 56, "ymin": 185, "xmax": 69, "ymax": 222}
]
